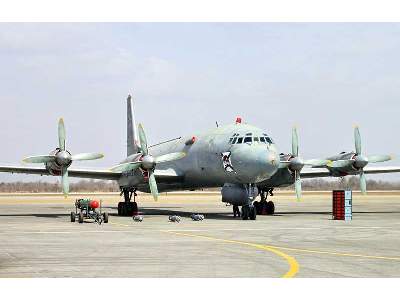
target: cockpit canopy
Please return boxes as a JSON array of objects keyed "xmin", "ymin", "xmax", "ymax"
[{"xmin": 228, "ymin": 133, "xmax": 273, "ymax": 145}]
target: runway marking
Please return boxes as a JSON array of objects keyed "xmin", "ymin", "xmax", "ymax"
[
  {"xmin": 163, "ymin": 230, "xmax": 299, "ymax": 278},
  {"xmin": 267, "ymin": 245, "xmax": 400, "ymax": 261}
]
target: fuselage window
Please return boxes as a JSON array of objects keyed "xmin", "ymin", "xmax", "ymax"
[
  {"xmin": 237, "ymin": 137, "xmax": 243, "ymax": 144},
  {"xmin": 244, "ymin": 136, "xmax": 252, "ymax": 143}
]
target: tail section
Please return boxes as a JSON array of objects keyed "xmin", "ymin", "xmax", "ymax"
[{"xmin": 127, "ymin": 94, "xmax": 140, "ymax": 156}]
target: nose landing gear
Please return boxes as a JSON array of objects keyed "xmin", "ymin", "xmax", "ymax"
[
  {"xmin": 253, "ymin": 188, "xmax": 275, "ymax": 215},
  {"xmin": 118, "ymin": 188, "xmax": 139, "ymax": 216}
]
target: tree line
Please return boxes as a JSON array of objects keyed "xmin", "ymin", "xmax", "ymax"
[{"xmin": 0, "ymin": 177, "xmax": 399, "ymax": 192}]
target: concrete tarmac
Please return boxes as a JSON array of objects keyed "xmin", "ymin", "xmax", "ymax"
[{"xmin": 0, "ymin": 191, "xmax": 399, "ymax": 278}]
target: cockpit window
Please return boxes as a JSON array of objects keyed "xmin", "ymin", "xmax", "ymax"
[
  {"xmin": 253, "ymin": 137, "xmax": 259, "ymax": 142},
  {"xmin": 237, "ymin": 137, "xmax": 243, "ymax": 144},
  {"xmin": 232, "ymin": 137, "xmax": 237, "ymax": 144},
  {"xmin": 260, "ymin": 137, "xmax": 266, "ymax": 143},
  {"xmin": 243, "ymin": 136, "xmax": 252, "ymax": 143}
]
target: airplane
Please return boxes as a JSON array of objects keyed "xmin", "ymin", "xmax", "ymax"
[{"xmin": 0, "ymin": 95, "xmax": 399, "ymax": 220}]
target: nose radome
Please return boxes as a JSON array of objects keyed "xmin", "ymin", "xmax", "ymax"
[{"xmin": 231, "ymin": 146, "xmax": 279, "ymax": 183}]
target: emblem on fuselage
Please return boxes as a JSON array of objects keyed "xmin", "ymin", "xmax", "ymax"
[{"xmin": 221, "ymin": 151, "xmax": 234, "ymax": 172}]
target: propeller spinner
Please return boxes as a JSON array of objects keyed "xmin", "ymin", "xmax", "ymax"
[{"xmin": 23, "ymin": 118, "xmax": 104, "ymax": 196}]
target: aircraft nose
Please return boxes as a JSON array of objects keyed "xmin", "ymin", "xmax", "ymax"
[{"xmin": 231, "ymin": 146, "xmax": 279, "ymax": 183}]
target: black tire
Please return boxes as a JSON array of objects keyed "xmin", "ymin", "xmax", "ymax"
[
  {"xmin": 70, "ymin": 212, "xmax": 76, "ymax": 222},
  {"xmin": 78, "ymin": 212, "xmax": 84, "ymax": 223},
  {"xmin": 117, "ymin": 202, "xmax": 123, "ymax": 216},
  {"xmin": 266, "ymin": 201, "xmax": 275, "ymax": 215},
  {"xmin": 253, "ymin": 201, "xmax": 261, "ymax": 214},
  {"xmin": 250, "ymin": 206, "xmax": 257, "ymax": 220},
  {"xmin": 103, "ymin": 212, "xmax": 109, "ymax": 223},
  {"xmin": 132, "ymin": 202, "xmax": 138, "ymax": 213},
  {"xmin": 241, "ymin": 206, "xmax": 249, "ymax": 220}
]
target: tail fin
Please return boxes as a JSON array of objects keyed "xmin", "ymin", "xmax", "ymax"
[{"xmin": 127, "ymin": 94, "xmax": 139, "ymax": 156}]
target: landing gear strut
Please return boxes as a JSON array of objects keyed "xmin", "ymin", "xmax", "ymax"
[
  {"xmin": 241, "ymin": 205, "xmax": 257, "ymax": 220},
  {"xmin": 118, "ymin": 188, "xmax": 138, "ymax": 216},
  {"xmin": 253, "ymin": 188, "xmax": 275, "ymax": 215},
  {"xmin": 233, "ymin": 205, "xmax": 241, "ymax": 218}
]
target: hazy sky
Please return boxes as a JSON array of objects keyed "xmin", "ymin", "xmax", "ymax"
[{"xmin": 0, "ymin": 23, "xmax": 399, "ymax": 182}]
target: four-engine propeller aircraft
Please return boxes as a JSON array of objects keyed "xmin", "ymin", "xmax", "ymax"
[{"xmin": 0, "ymin": 95, "xmax": 399, "ymax": 220}]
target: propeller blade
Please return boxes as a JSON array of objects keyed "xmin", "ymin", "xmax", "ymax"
[
  {"xmin": 58, "ymin": 118, "xmax": 66, "ymax": 151},
  {"xmin": 72, "ymin": 153, "xmax": 104, "ymax": 161},
  {"xmin": 360, "ymin": 171, "xmax": 367, "ymax": 194},
  {"xmin": 155, "ymin": 152, "xmax": 186, "ymax": 164},
  {"xmin": 62, "ymin": 167, "xmax": 69, "ymax": 196},
  {"xmin": 367, "ymin": 154, "xmax": 393, "ymax": 163},
  {"xmin": 295, "ymin": 171, "xmax": 302, "ymax": 201},
  {"xmin": 138, "ymin": 124, "xmax": 148, "ymax": 156},
  {"xmin": 354, "ymin": 126, "xmax": 362, "ymax": 155},
  {"xmin": 292, "ymin": 127, "xmax": 299, "ymax": 157},
  {"xmin": 148, "ymin": 171, "xmax": 158, "ymax": 201},
  {"xmin": 109, "ymin": 162, "xmax": 142, "ymax": 173},
  {"xmin": 303, "ymin": 159, "xmax": 332, "ymax": 167},
  {"xmin": 23, "ymin": 155, "xmax": 55, "ymax": 164},
  {"xmin": 331, "ymin": 160, "xmax": 353, "ymax": 168}
]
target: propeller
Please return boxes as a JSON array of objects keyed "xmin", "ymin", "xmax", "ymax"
[
  {"xmin": 23, "ymin": 118, "xmax": 104, "ymax": 196},
  {"xmin": 280, "ymin": 127, "xmax": 332, "ymax": 201},
  {"xmin": 331, "ymin": 126, "xmax": 393, "ymax": 194},
  {"xmin": 110, "ymin": 123, "xmax": 186, "ymax": 201}
]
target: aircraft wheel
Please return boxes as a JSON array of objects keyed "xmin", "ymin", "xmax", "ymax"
[
  {"xmin": 241, "ymin": 205, "xmax": 249, "ymax": 220},
  {"xmin": 132, "ymin": 202, "xmax": 138, "ymax": 214},
  {"xmin": 266, "ymin": 201, "xmax": 275, "ymax": 215},
  {"xmin": 253, "ymin": 201, "xmax": 261, "ymax": 214},
  {"xmin": 117, "ymin": 202, "xmax": 123, "ymax": 216},
  {"xmin": 103, "ymin": 212, "xmax": 109, "ymax": 223},
  {"xmin": 249, "ymin": 206, "xmax": 257, "ymax": 220},
  {"xmin": 70, "ymin": 212, "xmax": 76, "ymax": 222},
  {"xmin": 78, "ymin": 212, "xmax": 84, "ymax": 223}
]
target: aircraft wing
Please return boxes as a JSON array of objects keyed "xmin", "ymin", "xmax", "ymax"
[
  {"xmin": 153, "ymin": 168, "xmax": 184, "ymax": 183},
  {"xmin": 300, "ymin": 166, "xmax": 400, "ymax": 179},
  {"xmin": 0, "ymin": 165, "xmax": 121, "ymax": 180},
  {"xmin": 300, "ymin": 168, "xmax": 331, "ymax": 178}
]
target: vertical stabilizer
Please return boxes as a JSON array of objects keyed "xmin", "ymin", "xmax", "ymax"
[{"xmin": 127, "ymin": 94, "xmax": 139, "ymax": 156}]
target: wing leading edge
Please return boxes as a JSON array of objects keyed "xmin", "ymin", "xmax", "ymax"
[
  {"xmin": 0, "ymin": 165, "xmax": 184, "ymax": 183},
  {"xmin": 0, "ymin": 165, "xmax": 121, "ymax": 180},
  {"xmin": 300, "ymin": 166, "xmax": 400, "ymax": 179}
]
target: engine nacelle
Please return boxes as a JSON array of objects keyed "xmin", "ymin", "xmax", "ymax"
[
  {"xmin": 221, "ymin": 183, "xmax": 257, "ymax": 206},
  {"xmin": 45, "ymin": 148, "xmax": 72, "ymax": 175}
]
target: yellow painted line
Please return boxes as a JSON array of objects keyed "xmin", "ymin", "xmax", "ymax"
[
  {"xmin": 163, "ymin": 230, "xmax": 299, "ymax": 278},
  {"xmin": 267, "ymin": 245, "xmax": 400, "ymax": 261}
]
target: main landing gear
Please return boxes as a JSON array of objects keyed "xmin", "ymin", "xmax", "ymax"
[
  {"xmin": 253, "ymin": 188, "xmax": 275, "ymax": 215},
  {"xmin": 241, "ymin": 204, "xmax": 257, "ymax": 220},
  {"xmin": 118, "ymin": 188, "xmax": 139, "ymax": 216}
]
